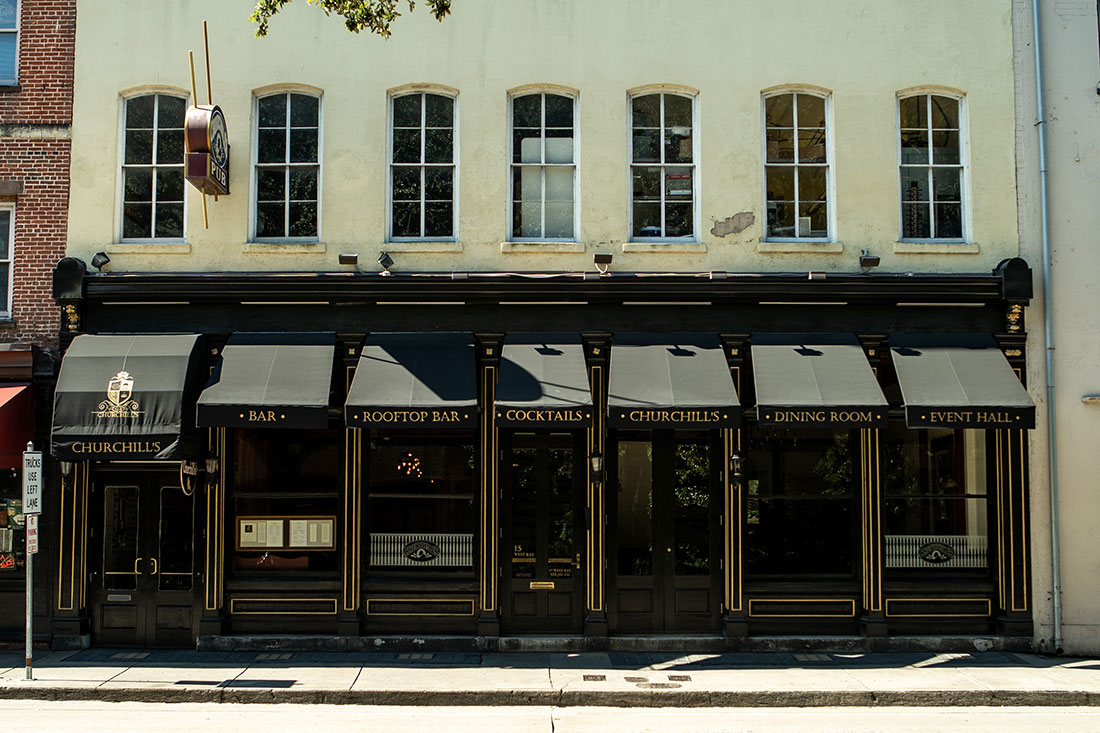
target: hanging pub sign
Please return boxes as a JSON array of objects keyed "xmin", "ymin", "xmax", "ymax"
[{"xmin": 185, "ymin": 104, "xmax": 229, "ymax": 196}]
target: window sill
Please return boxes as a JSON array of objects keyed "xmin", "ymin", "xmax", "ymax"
[
  {"xmin": 894, "ymin": 241, "xmax": 980, "ymax": 254},
  {"xmin": 107, "ymin": 242, "xmax": 191, "ymax": 254},
  {"xmin": 243, "ymin": 241, "xmax": 326, "ymax": 254},
  {"xmin": 0, "ymin": 318, "xmax": 13, "ymax": 329},
  {"xmin": 383, "ymin": 241, "xmax": 463, "ymax": 253},
  {"xmin": 757, "ymin": 240, "xmax": 843, "ymax": 254},
  {"xmin": 500, "ymin": 241, "xmax": 584, "ymax": 254},
  {"xmin": 0, "ymin": 84, "xmax": 20, "ymax": 94},
  {"xmin": 621, "ymin": 241, "xmax": 707, "ymax": 253}
]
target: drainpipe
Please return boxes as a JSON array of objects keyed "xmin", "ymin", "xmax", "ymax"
[{"xmin": 1032, "ymin": 0, "xmax": 1063, "ymax": 654}]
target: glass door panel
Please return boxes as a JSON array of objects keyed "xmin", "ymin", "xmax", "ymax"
[
  {"xmin": 157, "ymin": 486, "xmax": 194, "ymax": 591},
  {"xmin": 510, "ymin": 447, "xmax": 537, "ymax": 579},
  {"xmin": 547, "ymin": 446, "xmax": 575, "ymax": 580},
  {"xmin": 617, "ymin": 440, "xmax": 653, "ymax": 576},
  {"xmin": 674, "ymin": 442, "xmax": 710, "ymax": 576},
  {"xmin": 104, "ymin": 485, "xmax": 140, "ymax": 592}
]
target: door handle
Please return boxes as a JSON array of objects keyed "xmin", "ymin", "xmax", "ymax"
[
  {"xmin": 134, "ymin": 557, "xmax": 144, "ymax": 575},
  {"xmin": 149, "ymin": 557, "xmax": 158, "ymax": 575},
  {"xmin": 573, "ymin": 552, "xmax": 582, "ymax": 569}
]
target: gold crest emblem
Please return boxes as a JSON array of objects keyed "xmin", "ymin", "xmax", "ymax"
[{"xmin": 107, "ymin": 370, "xmax": 134, "ymax": 406}]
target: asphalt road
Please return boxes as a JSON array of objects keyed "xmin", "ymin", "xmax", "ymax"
[{"xmin": 4, "ymin": 701, "xmax": 1100, "ymax": 732}]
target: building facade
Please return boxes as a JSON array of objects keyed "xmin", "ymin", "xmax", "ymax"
[
  {"xmin": 37, "ymin": 0, "xmax": 1040, "ymax": 649},
  {"xmin": 0, "ymin": 0, "xmax": 74, "ymax": 641}
]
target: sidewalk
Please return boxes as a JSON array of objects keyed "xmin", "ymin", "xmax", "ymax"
[{"xmin": 2, "ymin": 649, "xmax": 1099, "ymax": 707}]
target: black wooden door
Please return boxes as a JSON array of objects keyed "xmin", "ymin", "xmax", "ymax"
[
  {"xmin": 501, "ymin": 431, "xmax": 585, "ymax": 634},
  {"xmin": 609, "ymin": 431, "xmax": 722, "ymax": 633},
  {"xmin": 90, "ymin": 470, "xmax": 198, "ymax": 647}
]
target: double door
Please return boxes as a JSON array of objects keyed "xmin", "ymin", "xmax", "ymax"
[
  {"xmin": 90, "ymin": 470, "xmax": 198, "ymax": 646},
  {"xmin": 609, "ymin": 431, "xmax": 722, "ymax": 633},
  {"xmin": 501, "ymin": 431, "xmax": 585, "ymax": 633}
]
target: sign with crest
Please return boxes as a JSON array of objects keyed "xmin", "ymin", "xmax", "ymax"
[{"xmin": 185, "ymin": 105, "xmax": 229, "ymax": 196}]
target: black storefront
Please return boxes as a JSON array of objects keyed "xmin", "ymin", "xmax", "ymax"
[{"xmin": 36, "ymin": 256, "xmax": 1036, "ymax": 650}]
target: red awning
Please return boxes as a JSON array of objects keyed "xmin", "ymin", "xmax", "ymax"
[{"xmin": 0, "ymin": 385, "xmax": 33, "ymax": 468}]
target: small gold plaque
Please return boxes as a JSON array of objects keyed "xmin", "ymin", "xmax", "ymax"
[{"xmin": 529, "ymin": 581, "xmax": 555, "ymax": 590}]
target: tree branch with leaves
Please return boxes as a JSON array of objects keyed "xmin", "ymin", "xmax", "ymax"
[{"xmin": 250, "ymin": 0, "xmax": 453, "ymax": 38}]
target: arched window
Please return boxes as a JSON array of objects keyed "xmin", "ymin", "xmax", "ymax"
[
  {"xmin": 121, "ymin": 93, "xmax": 187, "ymax": 240},
  {"xmin": 254, "ymin": 91, "xmax": 321, "ymax": 240},
  {"xmin": 389, "ymin": 91, "xmax": 455, "ymax": 240},
  {"xmin": 899, "ymin": 93, "xmax": 966, "ymax": 241},
  {"xmin": 510, "ymin": 91, "xmax": 576, "ymax": 240},
  {"xmin": 763, "ymin": 90, "xmax": 831, "ymax": 240},
  {"xmin": 630, "ymin": 91, "xmax": 695, "ymax": 240}
]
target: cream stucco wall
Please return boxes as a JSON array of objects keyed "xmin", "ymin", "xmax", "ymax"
[
  {"xmin": 1015, "ymin": 0, "xmax": 1100, "ymax": 656},
  {"xmin": 69, "ymin": 0, "xmax": 1020, "ymax": 275}
]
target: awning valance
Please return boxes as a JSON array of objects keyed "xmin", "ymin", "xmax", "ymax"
[
  {"xmin": 196, "ymin": 333, "xmax": 335, "ymax": 430},
  {"xmin": 890, "ymin": 334, "xmax": 1035, "ymax": 429},
  {"xmin": 345, "ymin": 332, "xmax": 477, "ymax": 429},
  {"xmin": 0, "ymin": 385, "xmax": 33, "ymax": 469},
  {"xmin": 494, "ymin": 333, "xmax": 592, "ymax": 428},
  {"xmin": 51, "ymin": 334, "xmax": 204, "ymax": 461},
  {"xmin": 608, "ymin": 333, "xmax": 739, "ymax": 429},
  {"xmin": 752, "ymin": 334, "xmax": 888, "ymax": 428}
]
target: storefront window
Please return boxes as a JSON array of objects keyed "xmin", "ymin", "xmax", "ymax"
[
  {"xmin": 883, "ymin": 426, "xmax": 989, "ymax": 572},
  {"xmin": 744, "ymin": 428, "xmax": 857, "ymax": 576},
  {"xmin": 367, "ymin": 435, "xmax": 475, "ymax": 574},
  {"xmin": 231, "ymin": 429, "xmax": 340, "ymax": 574},
  {"xmin": 0, "ymin": 468, "xmax": 25, "ymax": 574}
]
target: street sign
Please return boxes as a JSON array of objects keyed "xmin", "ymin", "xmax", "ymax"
[
  {"xmin": 22, "ymin": 449, "xmax": 42, "ymax": 515},
  {"xmin": 25, "ymin": 514, "xmax": 37, "ymax": 555}
]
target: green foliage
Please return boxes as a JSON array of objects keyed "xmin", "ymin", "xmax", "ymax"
[{"xmin": 251, "ymin": 0, "xmax": 453, "ymax": 39}]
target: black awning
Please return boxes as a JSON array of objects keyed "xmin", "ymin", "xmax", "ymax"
[
  {"xmin": 196, "ymin": 333, "xmax": 335, "ymax": 430},
  {"xmin": 345, "ymin": 332, "xmax": 477, "ymax": 429},
  {"xmin": 752, "ymin": 334, "xmax": 888, "ymax": 428},
  {"xmin": 607, "ymin": 333, "xmax": 739, "ymax": 429},
  {"xmin": 890, "ymin": 334, "xmax": 1035, "ymax": 429},
  {"xmin": 495, "ymin": 333, "xmax": 592, "ymax": 428},
  {"xmin": 51, "ymin": 334, "xmax": 204, "ymax": 461}
]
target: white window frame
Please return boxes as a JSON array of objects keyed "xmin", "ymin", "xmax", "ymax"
[
  {"xmin": 387, "ymin": 89, "xmax": 458, "ymax": 242},
  {"xmin": 897, "ymin": 91, "xmax": 969, "ymax": 243},
  {"xmin": 117, "ymin": 92, "xmax": 189, "ymax": 243},
  {"xmin": 0, "ymin": 0, "xmax": 19, "ymax": 86},
  {"xmin": 507, "ymin": 89, "xmax": 578, "ymax": 242},
  {"xmin": 0, "ymin": 203, "xmax": 12, "ymax": 317},
  {"xmin": 761, "ymin": 89, "xmax": 835, "ymax": 242},
  {"xmin": 627, "ymin": 89, "xmax": 699, "ymax": 242},
  {"xmin": 250, "ymin": 89, "xmax": 324, "ymax": 243}
]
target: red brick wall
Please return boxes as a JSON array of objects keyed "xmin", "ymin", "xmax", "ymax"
[{"xmin": 0, "ymin": 0, "xmax": 75, "ymax": 349}]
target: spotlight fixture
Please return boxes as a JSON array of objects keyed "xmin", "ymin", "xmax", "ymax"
[
  {"xmin": 338, "ymin": 253, "xmax": 359, "ymax": 266},
  {"xmin": 859, "ymin": 248, "xmax": 881, "ymax": 270},
  {"xmin": 593, "ymin": 252, "xmax": 612, "ymax": 275},
  {"xmin": 90, "ymin": 252, "xmax": 110, "ymax": 271},
  {"xmin": 378, "ymin": 251, "xmax": 394, "ymax": 276}
]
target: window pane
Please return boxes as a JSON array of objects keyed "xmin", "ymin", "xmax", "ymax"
[
  {"xmin": 632, "ymin": 202, "xmax": 661, "ymax": 238},
  {"xmin": 674, "ymin": 442, "xmax": 710, "ymax": 576},
  {"xmin": 902, "ymin": 202, "xmax": 930, "ymax": 239},
  {"xmin": 258, "ymin": 95, "xmax": 287, "ymax": 128},
  {"xmin": 513, "ymin": 94, "xmax": 540, "ymax": 128},
  {"xmin": 930, "ymin": 95, "xmax": 959, "ymax": 129},
  {"xmin": 899, "ymin": 96, "xmax": 927, "ymax": 129},
  {"xmin": 544, "ymin": 202, "xmax": 573, "ymax": 239},
  {"xmin": 424, "ymin": 94, "xmax": 453, "ymax": 127},
  {"xmin": 0, "ymin": 1, "xmax": 15, "ymax": 30},
  {"xmin": 0, "ymin": 210, "xmax": 8, "ymax": 258},
  {"xmin": 289, "ymin": 167, "xmax": 318, "ymax": 201},
  {"xmin": 933, "ymin": 167, "xmax": 961, "ymax": 202},
  {"xmin": 632, "ymin": 94, "xmax": 661, "ymax": 128},
  {"xmin": 289, "ymin": 129, "xmax": 318, "ymax": 163},
  {"xmin": 631, "ymin": 166, "xmax": 660, "ymax": 201},
  {"xmin": 766, "ymin": 127, "xmax": 794, "ymax": 163},
  {"xmin": 632, "ymin": 128, "xmax": 659, "ymax": 163},
  {"xmin": 424, "ymin": 201, "xmax": 453, "ymax": 237},
  {"xmin": 765, "ymin": 166, "xmax": 795, "ymax": 203},
  {"xmin": 392, "ymin": 128, "xmax": 421, "ymax": 164},
  {"xmin": 103, "ymin": 487, "xmax": 140, "ymax": 592},
  {"xmin": 747, "ymin": 498, "xmax": 854, "ymax": 574},
  {"xmin": 424, "ymin": 129, "xmax": 453, "ymax": 164},
  {"xmin": 288, "ymin": 202, "xmax": 317, "ymax": 237},
  {"xmin": 935, "ymin": 203, "xmax": 962, "ymax": 238},
  {"xmin": 796, "ymin": 94, "xmax": 825, "ymax": 128},
  {"xmin": 900, "ymin": 129, "xmax": 928, "ymax": 165},
  {"xmin": 392, "ymin": 201, "xmax": 420, "ymax": 237},
  {"xmin": 257, "ymin": 168, "xmax": 285, "ymax": 202},
  {"xmin": 156, "ymin": 129, "xmax": 184, "ymax": 164},
  {"xmin": 663, "ymin": 94, "xmax": 692, "ymax": 127},
  {"xmin": 664, "ymin": 166, "xmax": 692, "ymax": 199},
  {"xmin": 798, "ymin": 128, "xmax": 826, "ymax": 163},
  {"xmin": 886, "ymin": 497, "xmax": 987, "ymax": 539},
  {"xmin": 664, "ymin": 126, "xmax": 692, "ymax": 163},
  {"xmin": 256, "ymin": 202, "xmax": 285, "ymax": 238},
  {"xmin": 126, "ymin": 96, "xmax": 155, "ymax": 129},
  {"xmin": 510, "ymin": 448, "xmax": 537, "ymax": 577},
  {"xmin": 392, "ymin": 166, "xmax": 421, "ymax": 200},
  {"xmin": 514, "ymin": 129, "xmax": 541, "ymax": 164},
  {"xmin": 545, "ymin": 166, "xmax": 572, "ymax": 202},
  {"xmin": 515, "ymin": 201, "xmax": 542, "ymax": 238},
  {"xmin": 544, "ymin": 129, "xmax": 573, "ymax": 163},
  {"xmin": 515, "ymin": 166, "xmax": 541, "ymax": 204},
  {"xmin": 257, "ymin": 128, "xmax": 286, "ymax": 164},
  {"xmin": 545, "ymin": 94, "xmax": 573, "ymax": 127},
  {"xmin": 617, "ymin": 441, "xmax": 653, "ymax": 576},
  {"xmin": 158, "ymin": 488, "xmax": 194, "ymax": 590},
  {"xmin": 155, "ymin": 169, "xmax": 184, "ymax": 202},
  {"xmin": 123, "ymin": 168, "xmax": 153, "ymax": 202},
  {"xmin": 931, "ymin": 130, "xmax": 959, "ymax": 165},
  {"xmin": 157, "ymin": 96, "xmax": 185, "ymax": 127},
  {"xmin": 0, "ymin": 264, "xmax": 7, "ymax": 311},
  {"xmin": 765, "ymin": 94, "xmax": 793, "ymax": 128},
  {"xmin": 664, "ymin": 202, "xmax": 692, "ymax": 237},
  {"xmin": 123, "ymin": 203, "xmax": 152, "ymax": 239},
  {"xmin": 768, "ymin": 202, "xmax": 794, "ymax": 238},
  {"xmin": 0, "ymin": 35, "xmax": 13, "ymax": 82},
  {"xmin": 124, "ymin": 130, "xmax": 153, "ymax": 165},
  {"xmin": 798, "ymin": 165, "xmax": 827, "ymax": 203},
  {"xmin": 799, "ymin": 201, "xmax": 827, "ymax": 237},
  {"xmin": 424, "ymin": 167, "xmax": 452, "ymax": 200},
  {"xmin": 154, "ymin": 202, "xmax": 183, "ymax": 238},
  {"xmin": 901, "ymin": 167, "xmax": 929, "ymax": 202},
  {"xmin": 392, "ymin": 94, "xmax": 421, "ymax": 127},
  {"xmin": 290, "ymin": 94, "xmax": 319, "ymax": 127}
]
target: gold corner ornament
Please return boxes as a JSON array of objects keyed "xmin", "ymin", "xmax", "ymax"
[{"xmin": 185, "ymin": 21, "xmax": 229, "ymax": 230}]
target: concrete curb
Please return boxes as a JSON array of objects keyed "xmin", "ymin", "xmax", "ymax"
[{"xmin": 0, "ymin": 685, "xmax": 1097, "ymax": 707}]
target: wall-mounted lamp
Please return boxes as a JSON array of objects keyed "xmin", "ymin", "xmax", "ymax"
[
  {"xmin": 59, "ymin": 460, "xmax": 74, "ymax": 478},
  {"xmin": 593, "ymin": 253, "xmax": 612, "ymax": 275},
  {"xmin": 90, "ymin": 252, "xmax": 111, "ymax": 271},
  {"xmin": 378, "ymin": 251, "xmax": 394, "ymax": 276},
  {"xmin": 730, "ymin": 452, "xmax": 743, "ymax": 480},
  {"xmin": 204, "ymin": 456, "xmax": 220, "ymax": 474},
  {"xmin": 338, "ymin": 253, "xmax": 359, "ymax": 266},
  {"xmin": 589, "ymin": 450, "xmax": 604, "ymax": 484},
  {"xmin": 859, "ymin": 248, "xmax": 881, "ymax": 271}
]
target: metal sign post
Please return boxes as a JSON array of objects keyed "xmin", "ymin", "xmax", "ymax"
[{"xmin": 22, "ymin": 442, "xmax": 42, "ymax": 681}]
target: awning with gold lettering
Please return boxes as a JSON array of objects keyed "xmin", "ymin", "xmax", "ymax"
[
  {"xmin": 890, "ymin": 334, "xmax": 1035, "ymax": 429},
  {"xmin": 607, "ymin": 333, "xmax": 739, "ymax": 429},
  {"xmin": 344, "ymin": 332, "xmax": 477, "ymax": 429},
  {"xmin": 752, "ymin": 334, "xmax": 888, "ymax": 428},
  {"xmin": 494, "ymin": 333, "xmax": 592, "ymax": 428},
  {"xmin": 196, "ymin": 333, "xmax": 335, "ymax": 430},
  {"xmin": 52, "ymin": 334, "xmax": 205, "ymax": 461}
]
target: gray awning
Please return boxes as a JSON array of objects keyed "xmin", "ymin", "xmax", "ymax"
[
  {"xmin": 345, "ymin": 332, "xmax": 477, "ymax": 429},
  {"xmin": 51, "ymin": 333, "xmax": 204, "ymax": 460},
  {"xmin": 890, "ymin": 334, "xmax": 1035, "ymax": 429},
  {"xmin": 608, "ymin": 333, "xmax": 739, "ymax": 428},
  {"xmin": 752, "ymin": 334, "xmax": 888, "ymax": 428},
  {"xmin": 196, "ymin": 333, "xmax": 335, "ymax": 430},
  {"xmin": 494, "ymin": 333, "xmax": 592, "ymax": 428}
]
